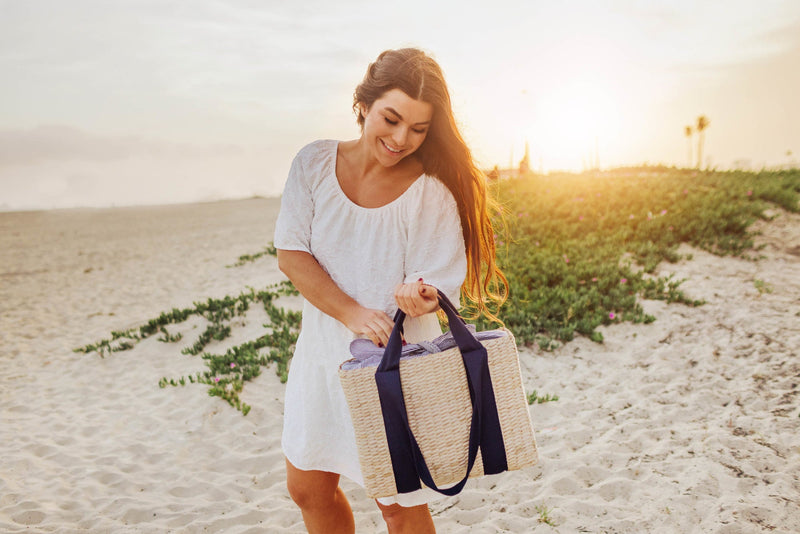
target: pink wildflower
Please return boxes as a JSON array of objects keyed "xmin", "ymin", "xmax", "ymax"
[
  {"xmin": 214, "ymin": 377, "xmax": 220, "ymax": 383},
  {"xmin": 563, "ymin": 255, "xmax": 570, "ymax": 264},
  {"xmin": 230, "ymin": 363, "xmax": 236, "ymax": 369},
  {"xmin": 668, "ymin": 226, "xmax": 674, "ymax": 231},
  {"xmin": 591, "ymin": 277, "xmax": 598, "ymax": 282},
  {"xmin": 620, "ymin": 278, "xmax": 628, "ymax": 284},
  {"xmin": 746, "ymin": 190, "xmax": 753, "ymax": 196},
  {"xmin": 535, "ymin": 241, "xmax": 540, "ymax": 246},
  {"xmin": 609, "ymin": 312, "xmax": 616, "ymax": 319},
  {"xmin": 661, "ymin": 209, "xmax": 667, "ymax": 215},
  {"xmin": 579, "ymin": 215, "xmax": 585, "ymax": 221},
  {"xmin": 683, "ymin": 189, "xmax": 688, "ymax": 194},
  {"xmin": 629, "ymin": 214, "xmax": 635, "ymax": 219}
]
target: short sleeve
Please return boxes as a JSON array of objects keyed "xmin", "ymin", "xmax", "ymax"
[
  {"xmin": 404, "ymin": 179, "xmax": 467, "ymax": 307},
  {"xmin": 274, "ymin": 152, "xmax": 313, "ymax": 253}
]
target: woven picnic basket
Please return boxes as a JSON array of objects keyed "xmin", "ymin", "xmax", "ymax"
[{"xmin": 338, "ymin": 290, "xmax": 538, "ymax": 498}]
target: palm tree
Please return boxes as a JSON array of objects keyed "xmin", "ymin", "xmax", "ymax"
[
  {"xmin": 684, "ymin": 126, "xmax": 693, "ymax": 168},
  {"xmin": 696, "ymin": 115, "xmax": 710, "ymax": 169}
]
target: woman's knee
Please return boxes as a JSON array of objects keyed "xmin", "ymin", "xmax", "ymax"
[
  {"xmin": 285, "ymin": 460, "xmax": 340, "ymax": 510},
  {"xmin": 286, "ymin": 478, "xmax": 316, "ymax": 509}
]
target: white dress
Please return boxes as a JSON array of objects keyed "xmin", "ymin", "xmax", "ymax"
[{"xmin": 273, "ymin": 139, "xmax": 467, "ymax": 507}]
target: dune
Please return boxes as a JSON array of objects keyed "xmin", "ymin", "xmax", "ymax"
[{"xmin": 1, "ymin": 199, "xmax": 798, "ymax": 533}]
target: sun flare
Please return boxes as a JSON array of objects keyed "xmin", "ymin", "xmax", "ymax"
[
  {"xmin": 523, "ymin": 76, "xmax": 622, "ymax": 172},
  {"xmin": 475, "ymin": 40, "xmax": 633, "ymax": 174}
]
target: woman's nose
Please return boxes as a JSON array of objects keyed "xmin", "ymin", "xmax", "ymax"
[{"xmin": 392, "ymin": 126, "xmax": 408, "ymax": 147}]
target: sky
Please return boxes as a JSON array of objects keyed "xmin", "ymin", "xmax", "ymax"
[{"xmin": 1, "ymin": 0, "xmax": 799, "ymax": 211}]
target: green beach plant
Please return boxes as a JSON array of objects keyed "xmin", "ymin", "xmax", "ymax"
[
  {"xmin": 227, "ymin": 243, "xmax": 277, "ymax": 267},
  {"xmin": 78, "ymin": 281, "xmax": 301, "ymax": 415},
  {"xmin": 535, "ymin": 504, "xmax": 557, "ymax": 527},
  {"xmin": 527, "ymin": 390, "xmax": 560, "ymax": 405},
  {"xmin": 753, "ymin": 279, "xmax": 773, "ymax": 295},
  {"xmin": 469, "ymin": 167, "xmax": 799, "ymax": 347},
  {"xmin": 156, "ymin": 326, "xmax": 182, "ymax": 343}
]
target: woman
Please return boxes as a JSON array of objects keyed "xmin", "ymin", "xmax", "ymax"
[{"xmin": 274, "ymin": 48, "xmax": 506, "ymax": 533}]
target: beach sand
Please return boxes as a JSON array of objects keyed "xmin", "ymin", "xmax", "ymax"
[{"xmin": 1, "ymin": 198, "xmax": 798, "ymax": 533}]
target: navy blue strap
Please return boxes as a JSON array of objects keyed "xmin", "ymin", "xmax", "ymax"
[{"xmin": 375, "ymin": 290, "xmax": 508, "ymax": 495}]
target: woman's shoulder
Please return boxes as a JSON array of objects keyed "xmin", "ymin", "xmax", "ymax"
[
  {"xmin": 415, "ymin": 174, "xmax": 458, "ymax": 209},
  {"xmin": 289, "ymin": 139, "xmax": 338, "ymax": 188},
  {"xmin": 294, "ymin": 139, "xmax": 338, "ymax": 165}
]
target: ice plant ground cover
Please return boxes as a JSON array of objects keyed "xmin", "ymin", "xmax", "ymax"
[
  {"xmin": 77, "ymin": 167, "xmax": 800, "ymax": 414},
  {"xmin": 75, "ymin": 281, "xmax": 301, "ymax": 416},
  {"xmin": 470, "ymin": 167, "xmax": 800, "ymax": 349}
]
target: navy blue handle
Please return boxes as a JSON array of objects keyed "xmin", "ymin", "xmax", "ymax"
[{"xmin": 375, "ymin": 290, "xmax": 508, "ymax": 496}]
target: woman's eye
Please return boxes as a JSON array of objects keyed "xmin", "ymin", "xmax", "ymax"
[
  {"xmin": 384, "ymin": 118, "xmax": 398, "ymax": 125},
  {"xmin": 412, "ymin": 128, "xmax": 427, "ymax": 134}
]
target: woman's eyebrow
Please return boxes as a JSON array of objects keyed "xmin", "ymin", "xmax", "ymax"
[{"xmin": 384, "ymin": 106, "xmax": 431, "ymax": 125}]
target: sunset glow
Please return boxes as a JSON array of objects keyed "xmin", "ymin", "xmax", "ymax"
[
  {"xmin": 527, "ymin": 76, "xmax": 623, "ymax": 171},
  {"xmin": 1, "ymin": 1, "xmax": 799, "ymax": 209}
]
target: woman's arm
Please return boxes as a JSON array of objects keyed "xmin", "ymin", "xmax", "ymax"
[{"xmin": 277, "ymin": 249, "xmax": 395, "ymax": 346}]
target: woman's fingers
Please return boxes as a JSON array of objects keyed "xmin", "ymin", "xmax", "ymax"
[
  {"xmin": 372, "ymin": 312, "xmax": 394, "ymax": 346},
  {"xmin": 393, "ymin": 284, "xmax": 408, "ymax": 315},
  {"xmin": 395, "ymin": 280, "xmax": 439, "ymax": 318},
  {"xmin": 362, "ymin": 318, "xmax": 382, "ymax": 347},
  {"xmin": 418, "ymin": 283, "xmax": 437, "ymax": 303},
  {"xmin": 346, "ymin": 306, "xmax": 394, "ymax": 346},
  {"xmin": 394, "ymin": 283, "xmax": 418, "ymax": 317},
  {"xmin": 365, "ymin": 331, "xmax": 381, "ymax": 347}
]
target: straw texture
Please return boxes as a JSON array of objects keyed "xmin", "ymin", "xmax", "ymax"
[{"xmin": 338, "ymin": 329, "xmax": 538, "ymax": 498}]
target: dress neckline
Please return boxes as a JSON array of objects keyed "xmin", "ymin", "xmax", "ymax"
[{"xmin": 331, "ymin": 140, "xmax": 425, "ymax": 211}]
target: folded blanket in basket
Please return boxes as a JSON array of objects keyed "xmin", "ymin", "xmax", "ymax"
[{"xmin": 342, "ymin": 326, "xmax": 507, "ymax": 370}]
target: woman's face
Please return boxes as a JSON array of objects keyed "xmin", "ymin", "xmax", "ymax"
[{"xmin": 360, "ymin": 88, "xmax": 433, "ymax": 167}]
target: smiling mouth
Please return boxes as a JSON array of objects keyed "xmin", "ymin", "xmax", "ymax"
[{"xmin": 381, "ymin": 139, "xmax": 403, "ymax": 155}]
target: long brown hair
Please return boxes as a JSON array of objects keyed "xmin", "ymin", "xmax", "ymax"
[{"xmin": 354, "ymin": 48, "xmax": 508, "ymax": 321}]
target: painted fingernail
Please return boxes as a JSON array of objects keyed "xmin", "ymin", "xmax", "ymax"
[
  {"xmin": 418, "ymin": 278, "xmax": 423, "ymax": 282},
  {"xmin": 378, "ymin": 342, "xmax": 384, "ymax": 348},
  {"xmin": 402, "ymin": 340, "xmax": 407, "ymax": 346}
]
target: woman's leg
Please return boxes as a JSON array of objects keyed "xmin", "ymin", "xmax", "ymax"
[
  {"xmin": 376, "ymin": 500, "xmax": 435, "ymax": 534},
  {"xmin": 285, "ymin": 458, "xmax": 355, "ymax": 534}
]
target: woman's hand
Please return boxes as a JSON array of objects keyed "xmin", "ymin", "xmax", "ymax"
[
  {"xmin": 395, "ymin": 278, "xmax": 439, "ymax": 318},
  {"xmin": 343, "ymin": 306, "xmax": 395, "ymax": 347},
  {"xmin": 278, "ymin": 250, "xmax": 395, "ymax": 346}
]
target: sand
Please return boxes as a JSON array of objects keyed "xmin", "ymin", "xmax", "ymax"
[{"xmin": 1, "ymin": 198, "xmax": 798, "ymax": 533}]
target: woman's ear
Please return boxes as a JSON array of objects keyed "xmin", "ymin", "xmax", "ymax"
[{"xmin": 358, "ymin": 102, "xmax": 368, "ymax": 120}]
